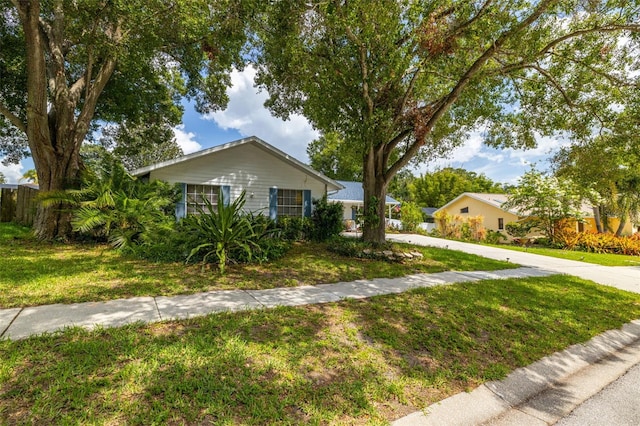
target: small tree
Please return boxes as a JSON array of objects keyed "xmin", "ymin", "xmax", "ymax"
[
  {"xmin": 503, "ymin": 170, "xmax": 587, "ymax": 242},
  {"xmin": 400, "ymin": 201, "xmax": 423, "ymax": 233}
]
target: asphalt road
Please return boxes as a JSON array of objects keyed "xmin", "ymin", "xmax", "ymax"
[{"xmin": 555, "ymin": 363, "xmax": 640, "ymax": 426}]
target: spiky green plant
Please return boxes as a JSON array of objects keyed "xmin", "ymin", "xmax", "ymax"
[{"xmin": 183, "ymin": 191, "xmax": 257, "ymax": 274}]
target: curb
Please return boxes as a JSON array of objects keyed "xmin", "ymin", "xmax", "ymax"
[{"xmin": 393, "ymin": 319, "xmax": 640, "ymax": 425}]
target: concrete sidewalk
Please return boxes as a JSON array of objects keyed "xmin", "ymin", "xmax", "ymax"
[{"xmin": 0, "ymin": 266, "xmax": 550, "ymax": 340}]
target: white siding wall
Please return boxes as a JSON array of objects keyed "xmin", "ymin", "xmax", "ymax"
[{"xmin": 149, "ymin": 142, "xmax": 327, "ymax": 214}]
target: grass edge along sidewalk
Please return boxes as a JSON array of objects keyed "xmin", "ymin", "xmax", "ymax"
[
  {"xmin": 2, "ymin": 274, "xmax": 640, "ymax": 424},
  {"xmin": 1, "ymin": 266, "xmax": 551, "ymax": 340}
]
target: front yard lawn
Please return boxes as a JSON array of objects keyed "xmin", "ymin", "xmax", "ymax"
[
  {"xmin": 2, "ymin": 275, "xmax": 640, "ymax": 424},
  {"xmin": 0, "ymin": 223, "xmax": 513, "ymax": 308}
]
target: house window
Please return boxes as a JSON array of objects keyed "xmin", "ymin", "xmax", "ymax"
[
  {"xmin": 498, "ymin": 218, "xmax": 504, "ymax": 230},
  {"xmin": 460, "ymin": 207, "xmax": 469, "ymax": 214},
  {"xmin": 277, "ymin": 189, "xmax": 303, "ymax": 217},
  {"xmin": 186, "ymin": 184, "xmax": 219, "ymax": 214},
  {"xmin": 578, "ymin": 222, "xmax": 585, "ymax": 232}
]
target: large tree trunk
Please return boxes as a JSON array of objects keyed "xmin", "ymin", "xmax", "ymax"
[
  {"xmin": 31, "ymin": 134, "xmax": 82, "ymax": 240},
  {"xmin": 16, "ymin": 0, "xmax": 117, "ymax": 240},
  {"xmin": 362, "ymin": 145, "xmax": 388, "ymax": 245}
]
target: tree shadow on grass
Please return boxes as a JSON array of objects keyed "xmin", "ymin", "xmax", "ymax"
[{"xmin": 1, "ymin": 275, "xmax": 639, "ymax": 424}]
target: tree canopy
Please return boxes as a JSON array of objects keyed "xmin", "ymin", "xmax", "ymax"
[
  {"xmin": 307, "ymin": 132, "xmax": 361, "ymax": 181},
  {"xmin": 0, "ymin": 0, "xmax": 255, "ymax": 239},
  {"xmin": 411, "ymin": 168, "xmax": 504, "ymax": 208},
  {"xmin": 98, "ymin": 121, "xmax": 184, "ymax": 172},
  {"xmin": 255, "ymin": 0, "xmax": 640, "ymax": 243},
  {"xmin": 553, "ymin": 100, "xmax": 640, "ymax": 235}
]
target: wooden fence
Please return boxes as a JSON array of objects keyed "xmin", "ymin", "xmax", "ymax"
[{"xmin": 0, "ymin": 185, "xmax": 39, "ymax": 225}]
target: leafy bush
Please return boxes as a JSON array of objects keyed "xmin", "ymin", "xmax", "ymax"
[
  {"xmin": 309, "ymin": 197, "xmax": 343, "ymax": 241},
  {"xmin": 467, "ymin": 215, "xmax": 486, "ymax": 241},
  {"xmin": 485, "ymin": 230, "xmax": 506, "ymax": 245},
  {"xmin": 278, "ymin": 216, "xmax": 310, "ymax": 241},
  {"xmin": 576, "ymin": 232, "xmax": 640, "ymax": 255},
  {"xmin": 505, "ymin": 221, "xmax": 533, "ymax": 239},
  {"xmin": 552, "ymin": 230, "xmax": 640, "ymax": 256},
  {"xmin": 400, "ymin": 201, "xmax": 423, "ymax": 232}
]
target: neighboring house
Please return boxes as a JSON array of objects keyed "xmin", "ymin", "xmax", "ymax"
[
  {"xmin": 434, "ymin": 192, "xmax": 634, "ymax": 236},
  {"xmin": 434, "ymin": 193, "xmax": 518, "ymax": 234},
  {"xmin": 327, "ymin": 180, "xmax": 399, "ymax": 224},
  {"xmin": 132, "ymin": 136, "xmax": 343, "ymax": 220}
]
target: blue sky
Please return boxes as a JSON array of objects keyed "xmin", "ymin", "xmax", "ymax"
[{"xmin": 1, "ymin": 65, "xmax": 570, "ymax": 186}]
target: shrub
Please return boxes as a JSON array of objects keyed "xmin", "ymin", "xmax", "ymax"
[
  {"xmin": 278, "ymin": 216, "xmax": 310, "ymax": 241},
  {"xmin": 467, "ymin": 215, "xmax": 486, "ymax": 241},
  {"xmin": 400, "ymin": 201, "xmax": 423, "ymax": 232},
  {"xmin": 551, "ymin": 230, "xmax": 640, "ymax": 256},
  {"xmin": 309, "ymin": 197, "xmax": 343, "ymax": 241},
  {"xmin": 434, "ymin": 210, "xmax": 455, "ymax": 238},
  {"xmin": 485, "ymin": 230, "xmax": 506, "ymax": 245},
  {"xmin": 505, "ymin": 222, "xmax": 533, "ymax": 239},
  {"xmin": 326, "ymin": 236, "xmax": 363, "ymax": 257}
]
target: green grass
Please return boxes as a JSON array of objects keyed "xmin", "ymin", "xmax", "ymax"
[
  {"xmin": 491, "ymin": 243, "xmax": 640, "ymax": 267},
  {"xmin": 2, "ymin": 275, "xmax": 639, "ymax": 424},
  {"xmin": 0, "ymin": 223, "xmax": 513, "ymax": 308}
]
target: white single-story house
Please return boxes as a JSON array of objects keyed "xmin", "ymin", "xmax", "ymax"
[
  {"xmin": 327, "ymin": 180, "xmax": 399, "ymax": 224},
  {"xmin": 132, "ymin": 136, "xmax": 343, "ymax": 220}
]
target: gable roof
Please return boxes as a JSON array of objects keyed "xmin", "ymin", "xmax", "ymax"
[
  {"xmin": 328, "ymin": 180, "xmax": 399, "ymax": 205},
  {"xmin": 435, "ymin": 192, "xmax": 514, "ymax": 215},
  {"xmin": 131, "ymin": 136, "xmax": 343, "ymax": 190}
]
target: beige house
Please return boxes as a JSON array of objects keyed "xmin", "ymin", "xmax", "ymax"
[
  {"xmin": 132, "ymin": 136, "xmax": 343, "ymax": 220},
  {"xmin": 434, "ymin": 193, "xmax": 518, "ymax": 234},
  {"xmin": 434, "ymin": 192, "xmax": 634, "ymax": 236}
]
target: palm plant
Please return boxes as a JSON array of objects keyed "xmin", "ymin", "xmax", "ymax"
[
  {"xmin": 40, "ymin": 157, "xmax": 179, "ymax": 249},
  {"xmin": 183, "ymin": 191, "xmax": 256, "ymax": 274}
]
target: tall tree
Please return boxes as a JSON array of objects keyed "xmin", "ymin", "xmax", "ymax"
[
  {"xmin": 0, "ymin": 0, "xmax": 254, "ymax": 239},
  {"xmin": 99, "ymin": 120, "xmax": 184, "ymax": 172},
  {"xmin": 0, "ymin": 172, "xmax": 5, "ymax": 184},
  {"xmin": 255, "ymin": 0, "xmax": 639, "ymax": 244},
  {"xmin": 411, "ymin": 167, "xmax": 504, "ymax": 208}
]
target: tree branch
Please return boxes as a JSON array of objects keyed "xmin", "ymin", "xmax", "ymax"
[
  {"xmin": 387, "ymin": 0, "xmax": 556, "ymax": 179},
  {"xmin": 73, "ymin": 21, "xmax": 122, "ymax": 148},
  {"xmin": 0, "ymin": 104, "xmax": 26, "ymax": 134}
]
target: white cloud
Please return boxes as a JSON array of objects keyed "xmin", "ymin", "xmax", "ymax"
[
  {"xmin": 0, "ymin": 160, "xmax": 24, "ymax": 184},
  {"xmin": 205, "ymin": 66, "xmax": 318, "ymax": 163},
  {"xmin": 173, "ymin": 124, "xmax": 202, "ymax": 154}
]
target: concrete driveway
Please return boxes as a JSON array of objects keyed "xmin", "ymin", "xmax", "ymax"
[{"xmin": 387, "ymin": 234, "xmax": 640, "ymax": 295}]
